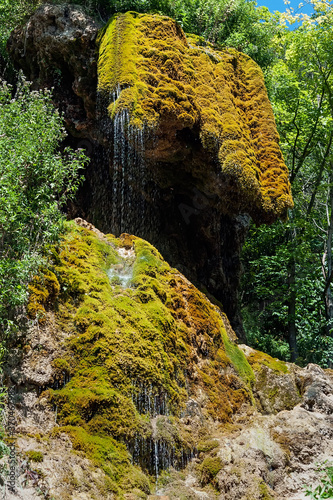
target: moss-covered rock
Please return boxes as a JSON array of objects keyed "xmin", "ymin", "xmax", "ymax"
[
  {"xmin": 97, "ymin": 12, "xmax": 293, "ymax": 222},
  {"xmin": 41, "ymin": 218, "xmax": 254, "ymax": 492},
  {"xmin": 27, "ymin": 269, "xmax": 60, "ymax": 324},
  {"xmin": 239, "ymin": 345, "xmax": 301, "ymax": 414}
]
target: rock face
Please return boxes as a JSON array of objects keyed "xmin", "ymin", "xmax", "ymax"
[
  {"xmin": 7, "ymin": 3, "xmax": 100, "ymax": 137},
  {"xmin": 4, "ymin": 221, "xmax": 333, "ymax": 500},
  {"xmin": 7, "ymin": 4, "xmax": 293, "ymax": 336},
  {"xmin": 5, "ymin": 219, "xmax": 254, "ymax": 497}
]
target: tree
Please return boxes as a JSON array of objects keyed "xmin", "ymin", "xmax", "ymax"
[
  {"xmin": 0, "ymin": 76, "xmax": 87, "ymax": 338},
  {"xmin": 50, "ymin": 0, "xmax": 278, "ymax": 68},
  {"xmin": 0, "ymin": 0, "xmax": 41, "ymax": 77},
  {"xmin": 242, "ymin": 0, "xmax": 333, "ymax": 366}
]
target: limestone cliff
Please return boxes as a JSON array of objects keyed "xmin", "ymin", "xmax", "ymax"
[{"xmin": 7, "ymin": 4, "xmax": 292, "ymax": 337}]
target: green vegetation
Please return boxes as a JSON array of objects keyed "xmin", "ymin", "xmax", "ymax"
[
  {"xmin": 0, "ymin": 0, "xmax": 333, "ymax": 493},
  {"xmin": 0, "ymin": 78, "xmax": 86, "ymax": 337},
  {"xmin": 98, "ymin": 12, "xmax": 292, "ymax": 221},
  {"xmin": 25, "ymin": 450, "xmax": 44, "ymax": 463},
  {"xmin": 199, "ymin": 456, "xmax": 223, "ymax": 485},
  {"xmin": 0, "ymin": 77, "xmax": 86, "ymax": 470},
  {"xmin": 197, "ymin": 439, "xmax": 220, "ymax": 453},
  {"xmin": 245, "ymin": 348, "xmax": 289, "ymax": 374},
  {"xmin": 241, "ymin": 1, "xmax": 333, "ymax": 366},
  {"xmin": 304, "ymin": 462, "xmax": 333, "ymax": 499}
]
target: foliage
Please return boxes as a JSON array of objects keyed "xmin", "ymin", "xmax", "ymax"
[
  {"xmin": 0, "ymin": 0, "xmax": 41, "ymax": 77},
  {"xmin": 49, "ymin": 0, "xmax": 279, "ymax": 68},
  {"xmin": 304, "ymin": 462, "xmax": 333, "ymax": 499},
  {"xmin": 0, "ymin": 77, "xmax": 86, "ymax": 338},
  {"xmin": 199, "ymin": 456, "xmax": 223, "ymax": 485},
  {"xmin": 242, "ymin": 217, "xmax": 332, "ymax": 365},
  {"xmin": 241, "ymin": 0, "xmax": 333, "ymax": 366},
  {"xmin": 0, "ymin": 76, "xmax": 85, "ymax": 482}
]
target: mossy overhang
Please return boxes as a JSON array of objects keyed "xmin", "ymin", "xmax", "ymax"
[{"xmin": 97, "ymin": 11, "xmax": 293, "ymax": 224}]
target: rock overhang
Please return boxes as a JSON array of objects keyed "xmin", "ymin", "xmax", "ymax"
[{"xmin": 97, "ymin": 11, "xmax": 293, "ymax": 223}]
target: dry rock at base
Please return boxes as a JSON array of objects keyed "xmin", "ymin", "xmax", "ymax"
[{"xmin": 154, "ymin": 355, "xmax": 333, "ymax": 499}]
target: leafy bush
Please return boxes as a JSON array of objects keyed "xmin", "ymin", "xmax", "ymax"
[{"xmin": 0, "ymin": 76, "xmax": 87, "ymax": 338}]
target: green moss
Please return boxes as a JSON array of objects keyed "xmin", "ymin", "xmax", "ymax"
[
  {"xmin": 197, "ymin": 439, "xmax": 219, "ymax": 453},
  {"xmin": 27, "ymin": 268, "xmax": 60, "ymax": 323},
  {"xmin": 97, "ymin": 13, "xmax": 293, "ymax": 222},
  {"xmin": 246, "ymin": 349, "xmax": 289, "ymax": 374},
  {"xmin": 25, "ymin": 450, "xmax": 43, "ymax": 463},
  {"xmin": 52, "ymin": 425, "xmax": 130, "ymax": 485},
  {"xmin": 44, "ymin": 220, "xmax": 260, "ymax": 491},
  {"xmin": 222, "ymin": 334, "xmax": 255, "ymax": 387},
  {"xmin": 199, "ymin": 457, "xmax": 223, "ymax": 485},
  {"xmin": 120, "ymin": 467, "xmax": 150, "ymax": 495}
]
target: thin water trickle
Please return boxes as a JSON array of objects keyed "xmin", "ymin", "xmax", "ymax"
[
  {"xmin": 154, "ymin": 440, "xmax": 159, "ymax": 480},
  {"xmin": 107, "ymin": 246, "xmax": 135, "ymax": 288},
  {"xmin": 107, "ymin": 85, "xmax": 149, "ymax": 236}
]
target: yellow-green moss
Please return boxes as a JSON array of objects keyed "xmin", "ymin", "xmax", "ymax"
[
  {"xmin": 27, "ymin": 269, "xmax": 60, "ymax": 324},
  {"xmin": 246, "ymin": 349, "xmax": 289, "ymax": 374},
  {"xmin": 97, "ymin": 13, "xmax": 293, "ymax": 222},
  {"xmin": 44, "ymin": 220, "xmax": 257, "ymax": 490},
  {"xmin": 25, "ymin": 450, "xmax": 44, "ymax": 463},
  {"xmin": 197, "ymin": 439, "xmax": 219, "ymax": 453},
  {"xmin": 199, "ymin": 457, "xmax": 223, "ymax": 485},
  {"xmin": 259, "ymin": 480, "xmax": 275, "ymax": 499}
]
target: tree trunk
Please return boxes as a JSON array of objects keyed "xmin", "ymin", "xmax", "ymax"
[
  {"xmin": 324, "ymin": 167, "xmax": 333, "ymax": 368},
  {"xmin": 287, "ymin": 254, "xmax": 298, "ymax": 362}
]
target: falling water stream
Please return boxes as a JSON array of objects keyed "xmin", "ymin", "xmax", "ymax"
[
  {"xmin": 107, "ymin": 85, "xmax": 148, "ymax": 236},
  {"xmin": 107, "ymin": 246, "xmax": 135, "ymax": 288}
]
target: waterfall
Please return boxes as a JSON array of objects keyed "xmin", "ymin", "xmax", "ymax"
[
  {"xmin": 128, "ymin": 431, "xmax": 195, "ymax": 478},
  {"xmin": 128, "ymin": 381, "xmax": 195, "ymax": 478},
  {"xmin": 97, "ymin": 86, "xmax": 192, "ymax": 478},
  {"xmin": 98, "ymin": 84, "xmax": 148, "ymax": 237}
]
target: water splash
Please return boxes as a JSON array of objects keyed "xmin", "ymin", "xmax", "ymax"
[{"xmin": 107, "ymin": 246, "xmax": 135, "ymax": 288}]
